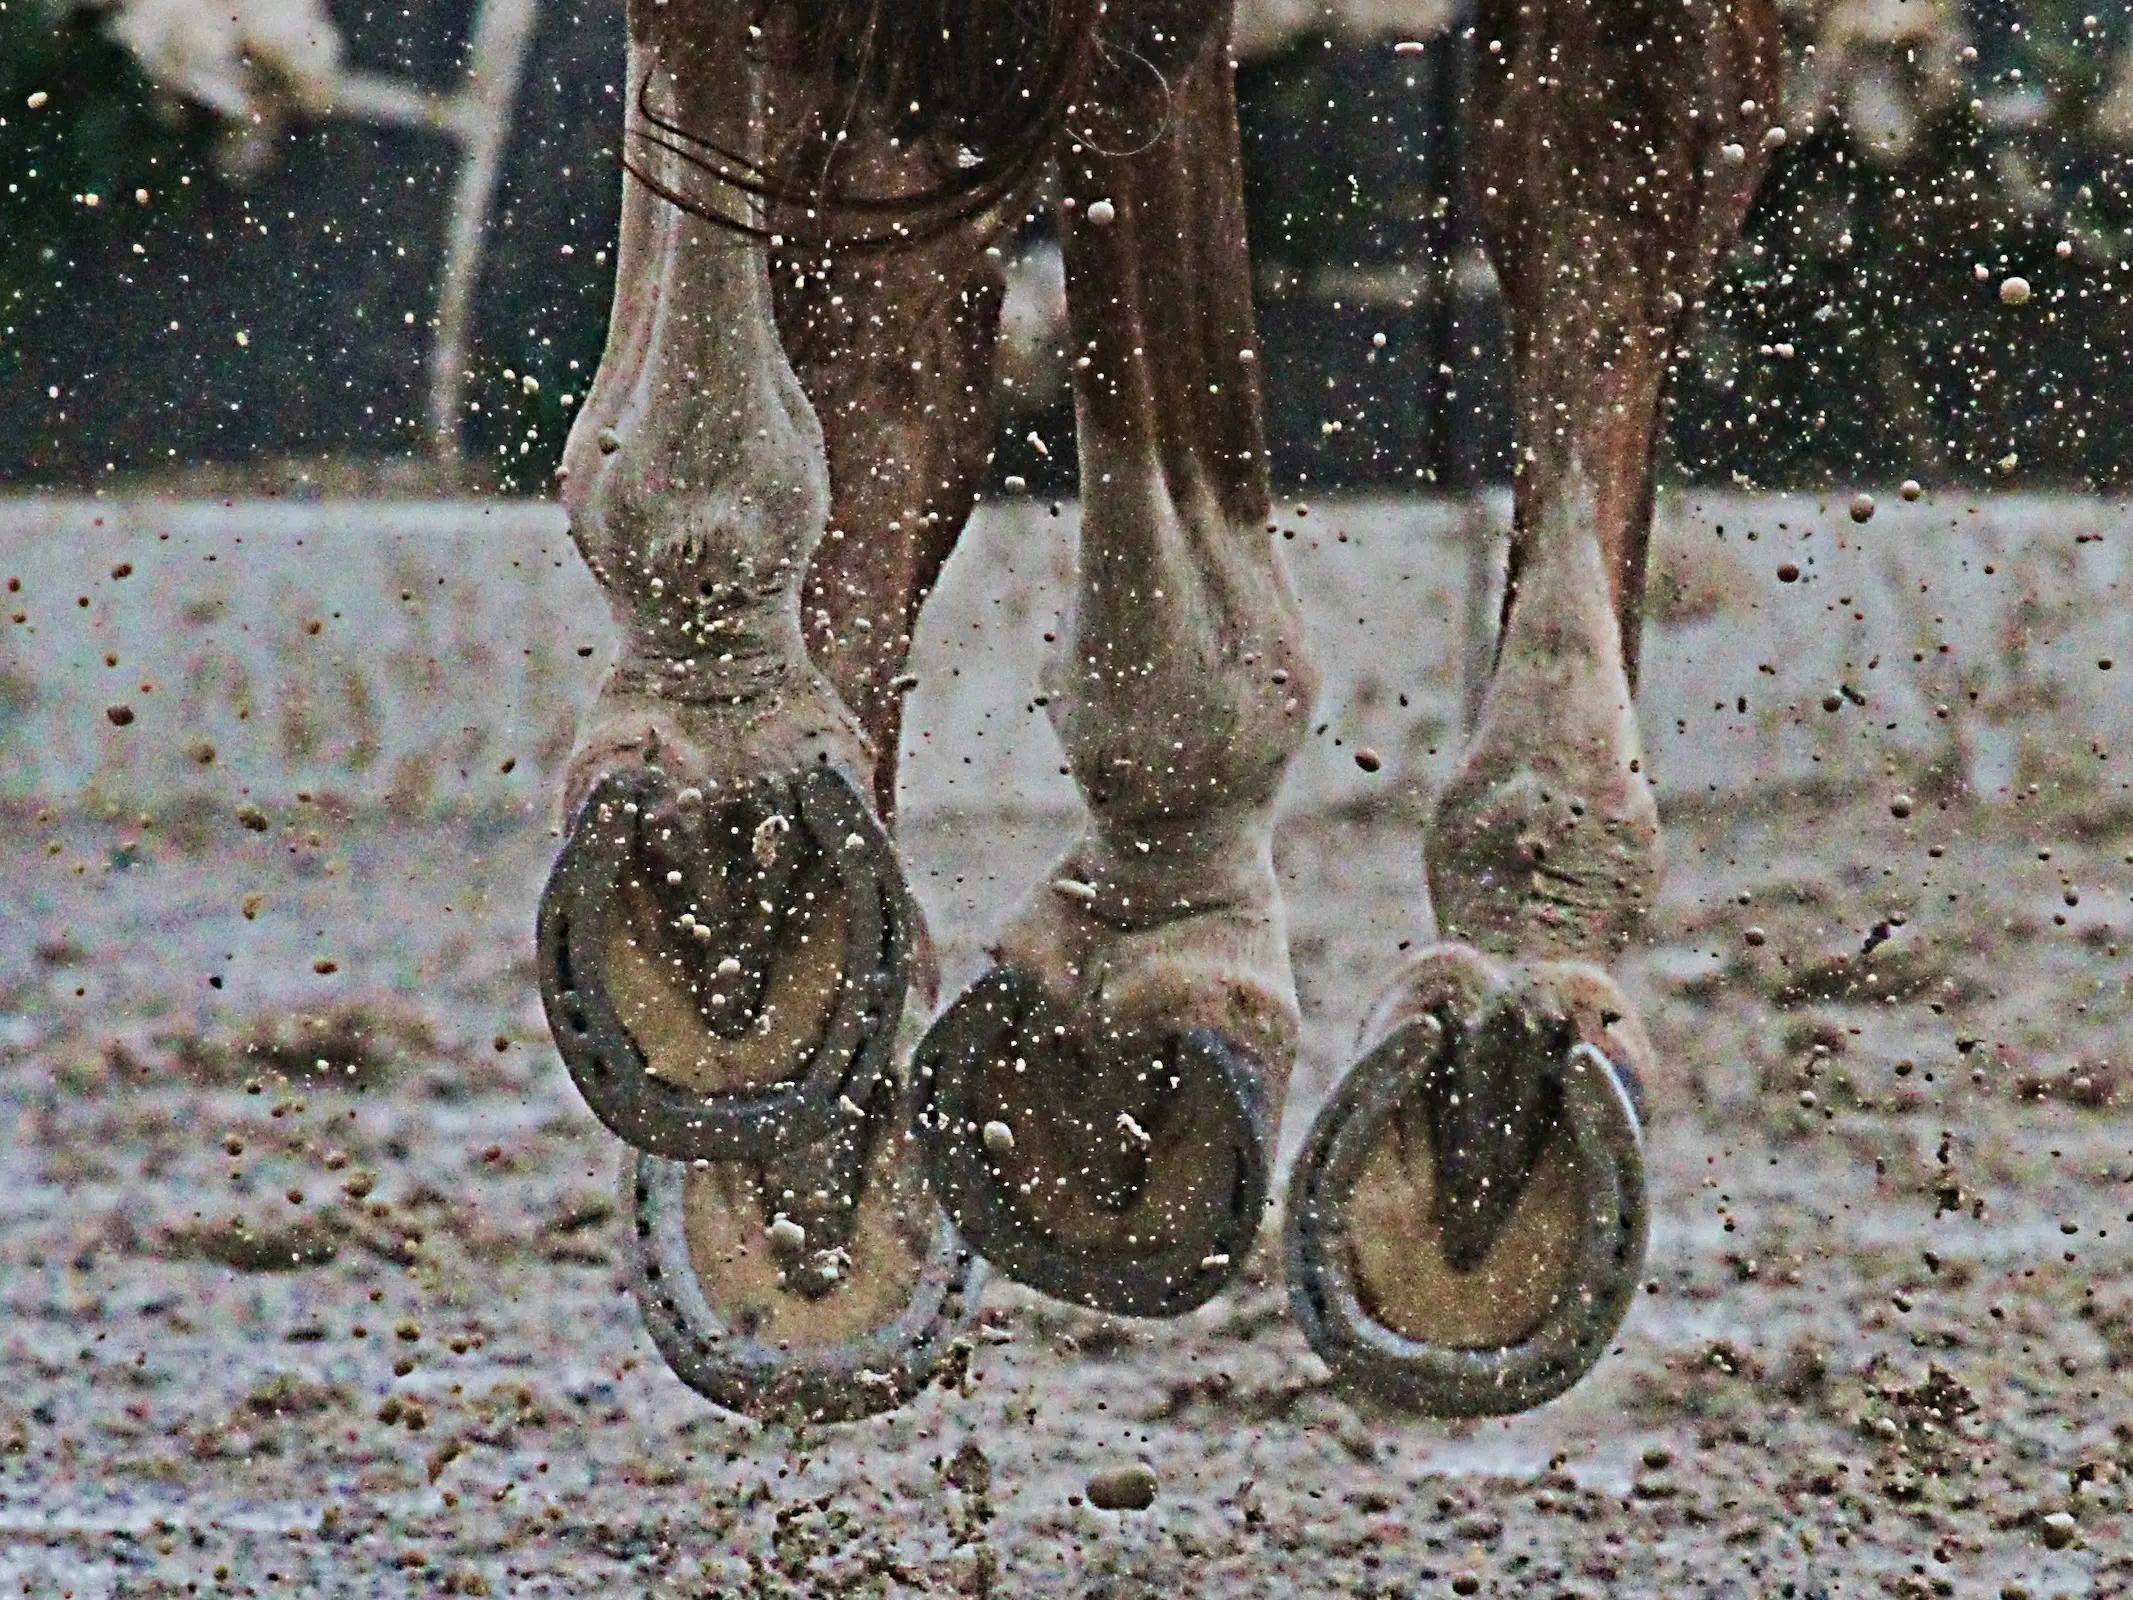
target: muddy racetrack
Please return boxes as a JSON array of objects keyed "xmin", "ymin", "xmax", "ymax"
[{"xmin": 1, "ymin": 496, "xmax": 2129, "ymax": 1597}]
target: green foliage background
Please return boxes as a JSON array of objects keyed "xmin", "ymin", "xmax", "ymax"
[
  {"xmin": 1, "ymin": 0, "xmax": 214, "ymax": 319},
  {"xmin": 9, "ymin": 0, "xmax": 2133, "ymax": 491}
]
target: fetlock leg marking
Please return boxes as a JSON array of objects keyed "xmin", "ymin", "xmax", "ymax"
[{"xmin": 1428, "ymin": 478, "xmax": 1661, "ymax": 962}]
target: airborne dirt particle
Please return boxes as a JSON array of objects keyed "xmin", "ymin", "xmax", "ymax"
[{"xmin": 20, "ymin": 585, "xmax": 2133, "ymax": 1584}]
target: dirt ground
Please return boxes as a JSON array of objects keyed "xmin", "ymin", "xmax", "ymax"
[{"xmin": 3, "ymin": 752, "xmax": 2132, "ymax": 1596}]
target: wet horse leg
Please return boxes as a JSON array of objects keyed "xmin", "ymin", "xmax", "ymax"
[
  {"xmin": 541, "ymin": 0, "xmax": 910, "ymax": 1164},
  {"xmin": 750, "ymin": 160, "xmax": 1022, "ymax": 1277},
  {"xmin": 623, "ymin": 151, "xmax": 1022, "ymax": 1421},
  {"xmin": 775, "ymin": 203, "xmax": 1012, "ymax": 828},
  {"xmin": 915, "ymin": 24, "xmax": 1320, "ymax": 1317},
  {"xmin": 535, "ymin": 0, "xmax": 982, "ymax": 1422},
  {"xmin": 1286, "ymin": 0, "xmax": 1779, "ymax": 1413}
]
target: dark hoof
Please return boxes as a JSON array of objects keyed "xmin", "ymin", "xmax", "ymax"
[
  {"xmin": 626, "ymin": 1102, "xmax": 985, "ymax": 1425},
  {"xmin": 912, "ymin": 968, "xmax": 1268, "ymax": 1318},
  {"xmin": 538, "ymin": 763, "xmax": 911, "ymax": 1163},
  {"xmin": 1284, "ymin": 1020, "xmax": 1648, "ymax": 1417}
]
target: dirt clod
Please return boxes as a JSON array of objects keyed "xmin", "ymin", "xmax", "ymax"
[{"xmin": 1085, "ymin": 1462, "xmax": 1158, "ymax": 1511}]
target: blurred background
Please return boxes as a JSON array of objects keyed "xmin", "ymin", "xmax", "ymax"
[{"xmin": 6, "ymin": 0, "xmax": 2130, "ymax": 496}]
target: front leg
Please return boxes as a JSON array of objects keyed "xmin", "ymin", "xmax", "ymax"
[
  {"xmin": 1286, "ymin": 0, "xmax": 1779, "ymax": 1413},
  {"xmin": 541, "ymin": 0, "xmax": 900, "ymax": 1165},
  {"xmin": 915, "ymin": 24, "xmax": 1320, "ymax": 1317},
  {"xmin": 535, "ymin": 0, "xmax": 978, "ymax": 1423}
]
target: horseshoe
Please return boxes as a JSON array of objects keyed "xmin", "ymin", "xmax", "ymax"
[
  {"xmin": 912, "ymin": 966, "xmax": 1270, "ymax": 1318},
  {"xmin": 538, "ymin": 762, "xmax": 912, "ymax": 1162},
  {"xmin": 1285, "ymin": 1004, "xmax": 1648, "ymax": 1417},
  {"xmin": 625, "ymin": 1097, "xmax": 985, "ymax": 1425}
]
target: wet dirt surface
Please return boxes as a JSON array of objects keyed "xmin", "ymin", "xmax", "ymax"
[{"xmin": 3, "ymin": 762, "xmax": 2130, "ymax": 1599}]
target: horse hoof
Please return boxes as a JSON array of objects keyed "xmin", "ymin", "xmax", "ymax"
[
  {"xmin": 912, "ymin": 967, "xmax": 1269, "ymax": 1318},
  {"xmin": 1284, "ymin": 954, "xmax": 1649, "ymax": 1417},
  {"xmin": 626, "ymin": 1090, "xmax": 984, "ymax": 1425},
  {"xmin": 538, "ymin": 762, "xmax": 912, "ymax": 1162}
]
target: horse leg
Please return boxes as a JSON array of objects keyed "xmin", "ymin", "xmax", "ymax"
[
  {"xmin": 1286, "ymin": 0, "xmax": 1779, "ymax": 1413},
  {"xmin": 914, "ymin": 24, "xmax": 1320, "ymax": 1317},
  {"xmin": 776, "ymin": 211, "xmax": 1012, "ymax": 826},
  {"xmin": 538, "ymin": 0, "xmax": 982, "ymax": 1422}
]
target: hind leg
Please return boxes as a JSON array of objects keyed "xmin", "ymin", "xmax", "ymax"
[
  {"xmin": 1286, "ymin": 0, "xmax": 1780, "ymax": 1413},
  {"xmin": 914, "ymin": 25, "xmax": 1320, "ymax": 1318},
  {"xmin": 776, "ymin": 201, "xmax": 1012, "ymax": 825}
]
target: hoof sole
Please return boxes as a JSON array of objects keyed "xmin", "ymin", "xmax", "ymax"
[
  {"xmin": 538, "ymin": 763, "xmax": 910, "ymax": 1162},
  {"xmin": 913, "ymin": 967, "xmax": 1268, "ymax": 1318},
  {"xmin": 627, "ymin": 1137, "xmax": 984, "ymax": 1425},
  {"xmin": 1284, "ymin": 1024, "xmax": 1647, "ymax": 1417}
]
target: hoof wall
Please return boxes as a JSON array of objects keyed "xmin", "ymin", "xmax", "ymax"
[
  {"xmin": 1284, "ymin": 1021, "xmax": 1647, "ymax": 1417},
  {"xmin": 913, "ymin": 968, "xmax": 1268, "ymax": 1319},
  {"xmin": 538, "ymin": 763, "xmax": 910, "ymax": 1162}
]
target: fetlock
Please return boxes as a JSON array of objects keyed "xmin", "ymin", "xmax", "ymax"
[
  {"xmin": 995, "ymin": 806, "xmax": 1297, "ymax": 1061},
  {"xmin": 1427, "ymin": 476, "xmax": 1661, "ymax": 960}
]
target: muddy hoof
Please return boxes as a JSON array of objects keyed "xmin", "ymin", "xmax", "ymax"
[
  {"xmin": 626, "ymin": 1090, "xmax": 984, "ymax": 1425},
  {"xmin": 538, "ymin": 763, "xmax": 911, "ymax": 1163},
  {"xmin": 1284, "ymin": 988, "xmax": 1648, "ymax": 1417},
  {"xmin": 912, "ymin": 967, "xmax": 1268, "ymax": 1318}
]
